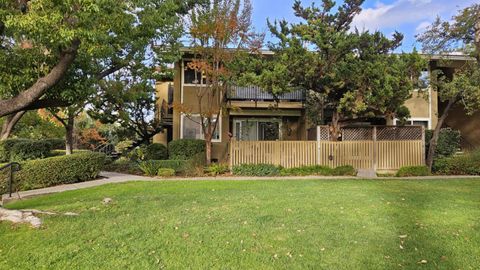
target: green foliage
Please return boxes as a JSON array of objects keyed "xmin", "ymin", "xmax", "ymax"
[
  {"xmin": 1, "ymin": 111, "xmax": 65, "ymax": 139},
  {"xmin": 144, "ymin": 143, "xmax": 168, "ymax": 160},
  {"xmin": 425, "ymin": 128, "xmax": 461, "ymax": 158},
  {"xmin": 9, "ymin": 141, "xmax": 51, "ymax": 162},
  {"xmin": 168, "ymin": 139, "xmax": 205, "ymax": 160},
  {"xmin": 43, "ymin": 138, "xmax": 66, "ymax": 150},
  {"xmin": 115, "ymin": 140, "xmax": 134, "ymax": 155},
  {"xmin": 433, "ymin": 150, "xmax": 480, "ymax": 175},
  {"xmin": 157, "ymin": 168, "xmax": 176, "ymax": 177},
  {"xmin": 280, "ymin": 165, "xmax": 332, "ymax": 176},
  {"xmin": 0, "ymin": 152, "xmax": 105, "ymax": 193},
  {"xmin": 0, "ymin": 138, "xmax": 30, "ymax": 162},
  {"xmin": 232, "ymin": 164, "xmax": 281, "ymax": 176},
  {"xmin": 103, "ymin": 158, "xmax": 143, "ymax": 175},
  {"xmin": 152, "ymin": 160, "xmax": 188, "ymax": 173},
  {"xmin": 396, "ymin": 166, "xmax": 431, "ymax": 177},
  {"xmin": 280, "ymin": 165, "xmax": 356, "ymax": 176},
  {"xmin": 205, "ymin": 163, "xmax": 230, "ymax": 176},
  {"xmin": 332, "ymin": 165, "xmax": 357, "ymax": 176},
  {"xmin": 138, "ymin": 160, "xmax": 161, "ymax": 176}
]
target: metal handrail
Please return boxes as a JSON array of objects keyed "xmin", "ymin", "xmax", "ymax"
[{"xmin": 0, "ymin": 162, "xmax": 21, "ymax": 198}]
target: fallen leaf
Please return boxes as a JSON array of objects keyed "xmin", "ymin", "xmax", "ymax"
[
  {"xmin": 399, "ymin": 235, "xmax": 408, "ymax": 239},
  {"xmin": 417, "ymin": 259, "xmax": 428, "ymax": 264}
]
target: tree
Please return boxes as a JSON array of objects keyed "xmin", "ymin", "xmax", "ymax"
[
  {"xmin": 177, "ymin": 0, "xmax": 259, "ymax": 164},
  {"xmin": 0, "ymin": 0, "xmax": 197, "ymax": 117},
  {"xmin": 417, "ymin": 4, "xmax": 480, "ymax": 170},
  {"xmin": 254, "ymin": 0, "xmax": 423, "ymax": 140}
]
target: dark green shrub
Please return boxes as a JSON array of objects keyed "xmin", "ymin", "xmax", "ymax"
[
  {"xmin": 396, "ymin": 166, "xmax": 430, "ymax": 177},
  {"xmin": 157, "ymin": 168, "xmax": 175, "ymax": 177},
  {"xmin": 104, "ymin": 158, "xmax": 143, "ymax": 175},
  {"xmin": 425, "ymin": 128, "xmax": 461, "ymax": 158},
  {"xmin": 433, "ymin": 150, "xmax": 480, "ymax": 175},
  {"xmin": 0, "ymin": 152, "xmax": 106, "ymax": 193},
  {"xmin": 144, "ymin": 143, "xmax": 168, "ymax": 160},
  {"xmin": 9, "ymin": 140, "xmax": 51, "ymax": 161},
  {"xmin": 155, "ymin": 160, "xmax": 189, "ymax": 173},
  {"xmin": 138, "ymin": 160, "xmax": 161, "ymax": 176},
  {"xmin": 232, "ymin": 164, "xmax": 281, "ymax": 176},
  {"xmin": 205, "ymin": 163, "xmax": 230, "ymax": 176},
  {"xmin": 168, "ymin": 139, "xmax": 205, "ymax": 160},
  {"xmin": 280, "ymin": 165, "xmax": 333, "ymax": 176},
  {"xmin": 43, "ymin": 138, "xmax": 65, "ymax": 150},
  {"xmin": 0, "ymin": 138, "xmax": 30, "ymax": 162},
  {"xmin": 332, "ymin": 165, "xmax": 357, "ymax": 176}
]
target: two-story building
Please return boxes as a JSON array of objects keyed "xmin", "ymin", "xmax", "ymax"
[{"xmin": 154, "ymin": 52, "xmax": 479, "ymax": 162}]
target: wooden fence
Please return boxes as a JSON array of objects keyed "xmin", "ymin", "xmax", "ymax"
[{"xmin": 230, "ymin": 138, "xmax": 424, "ymax": 171}]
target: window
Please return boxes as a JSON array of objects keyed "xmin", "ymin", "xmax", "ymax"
[
  {"xmin": 183, "ymin": 61, "xmax": 206, "ymax": 85},
  {"xmin": 394, "ymin": 118, "xmax": 430, "ymax": 129},
  {"xmin": 233, "ymin": 119, "xmax": 281, "ymax": 141},
  {"xmin": 181, "ymin": 115, "xmax": 221, "ymax": 142}
]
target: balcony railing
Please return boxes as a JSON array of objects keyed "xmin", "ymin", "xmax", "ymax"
[{"xmin": 227, "ymin": 86, "xmax": 305, "ymax": 102}]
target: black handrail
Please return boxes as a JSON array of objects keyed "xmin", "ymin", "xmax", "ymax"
[{"xmin": 0, "ymin": 162, "xmax": 21, "ymax": 198}]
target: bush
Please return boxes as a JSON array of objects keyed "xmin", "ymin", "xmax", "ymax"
[
  {"xmin": 144, "ymin": 143, "xmax": 168, "ymax": 160},
  {"xmin": 157, "ymin": 168, "xmax": 175, "ymax": 177},
  {"xmin": 205, "ymin": 163, "xmax": 230, "ymax": 176},
  {"xmin": 332, "ymin": 165, "xmax": 357, "ymax": 176},
  {"xmin": 0, "ymin": 152, "xmax": 106, "ymax": 193},
  {"xmin": 104, "ymin": 158, "xmax": 143, "ymax": 175},
  {"xmin": 115, "ymin": 140, "xmax": 134, "ymax": 155},
  {"xmin": 425, "ymin": 128, "xmax": 461, "ymax": 158},
  {"xmin": 43, "ymin": 138, "xmax": 65, "ymax": 150},
  {"xmin": 155, "ymin": 160, "xmax": 189, "ymax": 173},
  {"xmin": 9, "ymin": 140, "xmax": 51, "ymax": 161},
  {"xmin": 280, "ymin": 165, "xmax": 332, "ymax": 176},
  {"xmin": 168, "ymin": 139, "xmax": 205, "ymax": 160},
  {"xmin": 0, "ymin": 138, "xmax": 30, "ymax": 162},
  {"xmin": 232, "ymin": 164, "xmax": 281, "ymax": 176},
  {"xmin": 396, "ymin": 166, "xmax": 430, "ymax": 177},
  {"xmin": 433, "ymin": 150, "xmax": 480, "ymax": 175},
  {"xmin": 138, "ymin": 160, "xmax": 161, "ymax": 176}
]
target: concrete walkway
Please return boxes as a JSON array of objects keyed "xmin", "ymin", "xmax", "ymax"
[{"xmin": 2, "ymin": 171, "xmax": 479, "ymax": 204}]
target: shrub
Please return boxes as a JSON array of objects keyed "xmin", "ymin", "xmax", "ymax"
[
  {"xmin": 205, "ymin": 163, "xmax": 230, "ymax": 176},
  {"xmin": 232, "ymin": 164, "xmax": 281, "ymax": 176},
  {"xmin": 138, "ymin": 160, "xmax": 161, "ymax": 176},
  {"xmin": 0, "ymin": 152, "xmax": 106, "ymax": 193},
  {"xmin": 332, "ymin": 165, "xmax": 357, "ymax": 176},
  {"xmin": 280, "ymin": 165, "xmax": 332, "ymax": 176},
  {"xmin": 425, "ymin": 128, "xmax": 461, "ymax": 158},
  {"xmin": 168, "ymin": 139, "xmax": 205, "ymax": 160},
  {"xmin": 155, "ymin": 160, "xmax": 189, "ymax": 173},
  {"xmin": 9, "ymin": 140, "xmax": 51, "ymax": 161},
  {"xmin": 0, "ymin": 138, "xmax": 30, "ymax": 162},
  {"xmin": 157, "ymin": 168, "xmax": 175, "ymax": 177},
  {"xmin": 115, "ymin": 140, "xmax": 134, "ymax": 155},
  {"xmin": 104, "ymin": 158, "xmax": 143, "ymax": 175},
  {"xmin": 144, "ymin": 143, "xmax": 168, "ymax": 160},
  {"xmin": 43, "ymin": 138, "xmax": 65, "ymax": 150},
  {"xmin": 433, "ymin": 150, "xmax": 480, "ymax": 175},
  {"xmin": 396, "ymin": 166, "xmax": 430, "ymax": 177}
]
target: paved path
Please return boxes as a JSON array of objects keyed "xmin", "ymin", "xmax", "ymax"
[{"xmin": 2, "ymin": 171, "xmax": 479, "ymax": 204}]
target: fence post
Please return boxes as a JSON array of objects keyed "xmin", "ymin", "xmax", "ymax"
[
  {"xmin": 421, "ymin": 126, "xmax": 426, "ymax": 165},
  {"xmin": 372, "ymin": 126, "xmax": 377, "ymax": 172},
  {"xmin": 316, "ymin": 126, "xmax": 321, "ymax": 165},
  {"xmin": 229, "ymin": 139, "xmax": 234, "ymax": 170}
]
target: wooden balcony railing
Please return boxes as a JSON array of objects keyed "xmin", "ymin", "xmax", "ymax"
[{"xmin": 227, "ymin": 86, "xmax": 305, "ymax": 102}]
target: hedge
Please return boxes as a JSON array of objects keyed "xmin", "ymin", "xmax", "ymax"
[
  {"xmin": 43, "ymin": 138, "xmax": 66, "ymax": 150},
  {"xmin": 433, "ymin": 150, "xmax": 480, "ymax": 175},
  {"xmin": 233, "ymin": 164, "xmax": 281, "ymax": 176},
  {"xmin": 0, "ymin": 152, "xmax": 106, "ymax": 193},
  {"xmin": 0, "ymin": 138, "xmax": 30, "ymax": 162},
  {"xmin": 144, "ymin": 143, "xmax": 168, "ymax": 160},
  {"xmin": 168, "ymin": 139, "xmax": 205, "ymax": 160},
  {"xmin": 157, "ymin": 168, "xmax": 175, "ymax": 177},
  {"xmin": 103, "ymin": 159, "xmax": 143, "ymax": 175},
  {"xmin": 425, "ymin": 128, "xmax": 461, "ymax": 158},
  {"xmin": 396, "ymin": 166, "xmax": 430, "ymax": 177},
  {"xmin": 280, "ymin": 165, "xmax": 356, "ymax": 176},
  {"xmin": 9, "ymin": 140, "xmax": 51, "ymax": 162}
]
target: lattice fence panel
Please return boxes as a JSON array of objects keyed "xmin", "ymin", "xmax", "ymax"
[
  {"xmin": 342, "ymin": 127, "xmax": 373, "ymax": 141},
  {"xmin": 318, "ymin": 126, "xmax": 330, "ymax": 141},
  {"xmin": 377, "ymin": 126, "xmax": 423, "ymax": 141}
]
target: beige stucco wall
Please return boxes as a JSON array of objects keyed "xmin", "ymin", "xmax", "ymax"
[
  {"xmin": 403, "ymin": 88, "xmax": 438, "ymax": 129},
  {"xmin": 153, "ymin": 82, "xmax": 171, "ymax": 146}
]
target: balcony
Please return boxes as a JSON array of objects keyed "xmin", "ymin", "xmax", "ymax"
[{"xmin": 227, "ymin": 86, "xmax": 305, "ymax": 102}]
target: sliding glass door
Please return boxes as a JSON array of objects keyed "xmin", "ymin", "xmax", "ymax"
[{"xmin": 233, "ymin": 118, "xmax": 281, "ymax": 141}]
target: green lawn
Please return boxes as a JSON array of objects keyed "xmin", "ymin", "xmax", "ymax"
[{"xmin": 1, "ymin": 179, "xmax": 480, "ymax": 269}]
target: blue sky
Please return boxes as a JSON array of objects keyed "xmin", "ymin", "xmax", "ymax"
[{"xmin": 251, "ymin": 0, "xmax": 477, "ymax": 52}]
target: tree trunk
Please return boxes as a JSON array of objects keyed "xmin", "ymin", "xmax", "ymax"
[
  {"xmin": 0, "ymin": 40, "xmax": 80, "ymax": 117},
  {"xmin": 426, "ymin": 98, "xmax": 457, "ymax": 171},
  {"xmin": 330, "ymin": 111, "xmax": 342, "ymax": 141},
  {"xmin": 0, "ymin": 111, "xmax": 26, "ymax": 141},
  {"xmin": 65, "ymin": 115, "xmax": 75, "ymax": 155},
  {"xmin": 205, "ymin": 139, "xmax": 212, "ymax": 166}
]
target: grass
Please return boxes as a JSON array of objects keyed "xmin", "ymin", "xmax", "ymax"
[{"xmin": 1, "ymin": 179, "xmax": 480, "ymax": 269}]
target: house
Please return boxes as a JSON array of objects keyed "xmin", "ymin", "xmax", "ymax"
[{"xmin": 154, "ymin": 52, "xmax": 478, "ymax": 162}]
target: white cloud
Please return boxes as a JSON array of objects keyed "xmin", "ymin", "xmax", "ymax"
[
  {"xmin": 415, "ymin": 21, "xmax": 431, "ymax": 34},
  {"xmin": 352, "ymin": 0, "xmax": 446, "ymax": 32}
]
